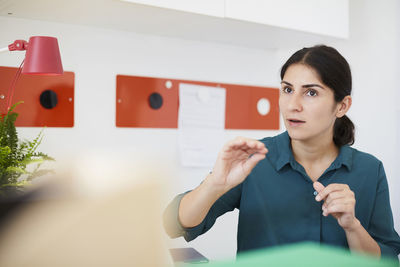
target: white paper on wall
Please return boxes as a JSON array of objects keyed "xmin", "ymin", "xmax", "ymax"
[{"xmin": 178, "ymin": 83, "xmax": 226, "ymax": 167}]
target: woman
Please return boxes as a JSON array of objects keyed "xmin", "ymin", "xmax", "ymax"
[{"xmin": 163, "ymin": 45, "xmax": 400, "ymax": 259}]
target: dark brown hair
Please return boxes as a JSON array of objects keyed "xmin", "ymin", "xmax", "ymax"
[{"xmin": 280, "ymin": 45, "xmax": 354, "ymax": 147}]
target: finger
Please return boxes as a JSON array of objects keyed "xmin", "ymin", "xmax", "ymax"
[
  {"xmin": 226, "ymin": 147, "xmax": 263, "ymax": 159},
  {"xmin": 257, "ymin": 145, "xmax": 268, "ymax": 154},
  {"xmin": 251, "ymin": 141, "xmax": 268, "ymax": 153},
  {"xmin": 230, "ymin": 139, "xmax": 255, "ymax": 151},
  {"xmin": 324, "ymin": 203, "xmax": 353, "ymax": 215},
  {"xmin": 324, "ymin": 191, "xmax": 347, "ymax": 206},
  {"xmin": 325, "ymin": 190, "xmax": 355, "ymax": 206},
  {"xmin": 243, "ymin": 153, "xmax": 266, "ymax": 173},
  {"xmin": 256, "ymin": 141, "xmax": 266, "ymax": 150},
  {"xmin": 324, "ymin": 198, "xmax": 355, "ymax": 213},
  {"xmin": 233, "ymin": 141, "xmax": 267, "ymax": 154},
  {"xmin": 323, "ymin": 198, "xmax": 350, "ymax": 210},
  {"xmin": 223, "ymin": 138, "xmax": 245, "ymax": 152},
  {"xmin": 315, "ymin": 183, "xmax": 348, "ymax": 202},
  {"xmin": 236, "ymin": 142, "xmax": 255, "ymax": 152},
  {"xmin": 313, "ymin": 182, "xmax": 325, "ymax": 195},
  {"xmin": 244, "ymin": 146, "xmax": 268, "ymax": 156},
  {"xmin": 246, "ymin": 140, "xmax": 257, "ymax": 148},
  {"xmin": 241, "ymin": 140, "xmax": 265, "ymax": 151},
  {"xmin": 231, "ymin": 138, "xmax": 247, "ymax": 148},
  {"xmin": 222, "ymin": 144, "xmax": 268, "ymax": 163}
]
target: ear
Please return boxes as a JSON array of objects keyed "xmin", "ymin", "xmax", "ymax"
[{"xmin": 336, "ymin": 95, "xmax": 352, "ymax": 118}]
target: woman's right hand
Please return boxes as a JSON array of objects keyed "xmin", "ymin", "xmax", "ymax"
[
  {"xmin": 177, "ymin": 137, "xmax": 267, "ymax": 228},
  {"xmin": 209, "ymin": 137, "xmax": 268, "ymax": 193}
]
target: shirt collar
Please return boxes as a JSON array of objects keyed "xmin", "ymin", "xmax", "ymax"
[
  {"xmin": 332, "ymin": 145, "xmax": 353, "ymax": 171},
  {"xmin": 274, "ymin": 131, "xmax": 293, "ymax": 171},
  {"xmin": 274, "ymin": 131, "xmax": 353, "ymax": 172}
]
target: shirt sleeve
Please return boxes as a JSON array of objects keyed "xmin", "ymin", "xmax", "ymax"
[
  {"xmin": 163, "ymin": 183, "xmax": 242, "ymax": 242},
  {"xmin": 368, "ymin": 161, "xmax": 400, "ymax": 259}
]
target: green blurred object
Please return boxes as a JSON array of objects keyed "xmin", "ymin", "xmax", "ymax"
[
  {"xmin": 0, "ymin": 102, "xmax": 54, "ymax": 198},
  {"xmin": 190, "ymin": 242, "xmax": 398, "ymax": 267}
]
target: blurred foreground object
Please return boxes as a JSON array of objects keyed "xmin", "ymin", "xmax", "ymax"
[
  {"xmin": 203, "ymin": 242, "xmax": 398, "ymax": 267},
  {"xmin": 169, "ymin": 247, "xmax": 209, "ymax": 264},
  {"xmin": 0, "ymin": 102, "xmax": 54, "ymax": 197},
  {"xmin": 0, "ymin": 170, "xmax": 171, "ymax": 266}
]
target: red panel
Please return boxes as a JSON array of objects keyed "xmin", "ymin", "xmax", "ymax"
[
  {"xmin": 116, "ymin": 75, "xmax": 279, "ymax": 130},
  {"xmin": 0, "ymin": 66, "xmax": 74, "ymax": 127},
  {"xmin": 117, "ymin": 75, "xmax": 179, "ymax": 128}
]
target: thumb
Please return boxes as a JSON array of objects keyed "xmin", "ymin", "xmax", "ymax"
[
  {"xmin": 243, "ymin": 153, "xmax": 265, "ymax": 173},
  {"xmin": 313, "ymin": 181, "xmax": 325, "ymax": 194}
]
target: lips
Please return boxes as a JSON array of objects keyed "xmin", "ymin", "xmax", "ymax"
[
  {"xmin": 288, "ymin": 119, "xmax": 305, "ymax": 123},
  {"xmin": 287, "ymin": 118, "xmax": 306, "ymax": 126}
]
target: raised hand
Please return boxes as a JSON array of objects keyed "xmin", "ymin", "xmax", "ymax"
[
  {"xmin": 210, "ymin": 137, "xmax": 268, "ymax": 193},
  {"xmin": 313, "ymin": 182, "xmax": 358, "ymax": 231}
]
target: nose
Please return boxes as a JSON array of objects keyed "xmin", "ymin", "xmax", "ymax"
[{"xmin": 287, "ymin": 93, "xmax": 303, "ymax": 112}]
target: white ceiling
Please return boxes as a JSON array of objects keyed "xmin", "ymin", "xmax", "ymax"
[{"xmin": 0, "ymin": 0, "xmax": 339, "ymax": 50}]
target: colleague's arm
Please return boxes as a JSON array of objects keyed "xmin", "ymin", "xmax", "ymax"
[{"xmin": 178, "ymin": 137, "xmax": 268, "ymax": 228}]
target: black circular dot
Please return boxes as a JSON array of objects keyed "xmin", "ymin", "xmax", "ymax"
[
  {"xmin": 40, "ymin": 90, "xmax": 58, "ymax": 109},
  {"xmin": 148, "ymin": 92, "xmax": 163, "ymax": 110}
]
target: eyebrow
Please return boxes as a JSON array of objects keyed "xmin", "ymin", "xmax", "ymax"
[{"xmin": 281, "ymin": 81, "xmax": 325, "ymax": 90}]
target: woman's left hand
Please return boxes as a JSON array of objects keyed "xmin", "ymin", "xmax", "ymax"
[{"xmin": 313, "ymin": 182, "xmax": 359, "ymax": 231}]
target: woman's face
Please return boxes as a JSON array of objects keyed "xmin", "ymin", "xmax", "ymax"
[{"xmin": 279, "ymin": 63, "xmax": 341, "ymax": 143}]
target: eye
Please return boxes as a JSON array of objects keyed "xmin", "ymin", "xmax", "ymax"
[
  {"xmin": 282, "ymin": 86, "xmax": 293, "ymax": 94},
  {"xmin": 306, "ymin": 89, "xmax": 318, "ymax": 97}
]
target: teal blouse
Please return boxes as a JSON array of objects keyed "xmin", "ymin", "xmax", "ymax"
[{"xmin": 163, "ymin": 132, "xmax": 400, "ymax": 259}]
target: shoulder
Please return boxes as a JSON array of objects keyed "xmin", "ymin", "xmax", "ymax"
[
  {"xmin": 349, "ymin": 146, "xmax": 382, "ymax": 165},
  {"xmin": 259, "ymin": 131, "xmax": 288, "ymax": 149},
  {"xmin": 259, "ymin": 135, "xmax": 277, "ymax": 147},
  {"xmin": 346, "ymin": 146, "xmax": 383, "ymax": 174}
]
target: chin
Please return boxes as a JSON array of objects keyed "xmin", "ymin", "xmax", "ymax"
[
  {"xmin": 286, "ymin": 125, "xmax": 334, "ymax": 144},
  {"xmin": 286, "ymin": 128, "xmax": 312, "ymax": 142}
]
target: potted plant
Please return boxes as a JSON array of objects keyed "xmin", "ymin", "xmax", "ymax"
[{"xmin": 0, "ymin": 102, "xmax": 54, "ymax": 198}]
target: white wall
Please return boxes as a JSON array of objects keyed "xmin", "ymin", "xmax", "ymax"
[
  {"xmin": 0, "ymin": 0, "xmax": 399, "ymax": 261},
  {"xmin": 276, "ymin": 0, "xmax": 400, "ymax": 258},
  {"xmin": 330, "ymin": 0, "xmax": 400, "ymax": 233},
  {"xmin": 335, "ymin": 0, "xmax": 400, "ymax": 229},
  {"xmin": 0, "ymin": 15, "xmax": 282, "ymax": 261}
]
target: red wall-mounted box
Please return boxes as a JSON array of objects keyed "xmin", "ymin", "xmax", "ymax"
[
  {"xmin": 116, "ymin": 75, "xmax": 279, "ymax": 130},
  {"xmin": 0, "ymin": 66, "xmax": 74, "ymax": 127}
]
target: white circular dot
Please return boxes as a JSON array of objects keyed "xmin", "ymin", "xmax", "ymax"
[
  {"xmin": 117, "ymin": 99, "xmax": 122, "ymax": 103},
  {"xmin": 0, "ymin": 95, "xmax": 5, "ymax": 99},
  {"xmin": 165, "ymin": 80, "xmax": 172, "ymax": 89},
  {"xmin": 257, "ymin": 98, "xmax": 270, "ymax": 116},
  {"xmin": 68, "ymin": 97, "xmax": 72, "ymax": 102}
]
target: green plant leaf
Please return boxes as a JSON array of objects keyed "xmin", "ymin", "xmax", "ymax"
[
  {"xmin": 0, "ymin": 180, "xmax": 30, "ymax": 188},
  {"xmin": 27, "ymin": 169, "xmax": 55, "ymax": 181},
  {"xmin": 6, "ymin": 166, "xmax": 27, "ymax": 174},
  {"xmin": 0, "ymin": 101, "xmax": 54, "ymax": 190}
]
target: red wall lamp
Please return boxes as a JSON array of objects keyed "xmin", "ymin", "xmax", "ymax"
[{"xmin": 0, "ymin": 36, "xmax": 63, "ymax": 111}]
